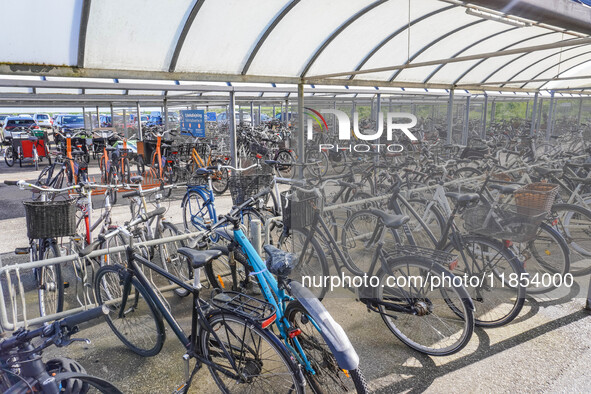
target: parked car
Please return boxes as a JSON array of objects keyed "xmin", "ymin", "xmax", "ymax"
[
  {"xmin": 2, "ymin": 116, "xmax": 38, "ymax": 141},
  {"xmin": 54, "ymin": 114, "xmax": 85, "ymax": 133},
  {"xmin": 260, "ymin": 113, "xmax": 271, "ymax": 123},
  {"xmin": 217, "ymin": 111, "xmax": 252, "ymax": 125},
  {"xmin": 33, "ymin": 113, "xmax": 52, "ymax": 129},
  {"xmin": 0, "ymin": 115, "xmax": 9, "ymax": 129},
  {"xmin": 99, "ymin": 115, "xmax": 112, "ymax": 127},
  {"xmin": 18, "ymin": 114, "xmax": 33, "ymax": 118},
  {"xmin": 129, "ymin": 114, "xmax": 149, "ymax": 127},
  {"xmin": 146, "ymin": 115, "xmax": 179, "ymax": 127}
]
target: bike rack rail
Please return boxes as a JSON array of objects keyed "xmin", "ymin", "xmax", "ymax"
[{"xmin": 0, "ymin": 230, "xmax": 203, "ymax": 331}]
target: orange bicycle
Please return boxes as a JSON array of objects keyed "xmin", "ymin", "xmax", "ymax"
[
  {"xmin": 186, "ymin": 142, "xmax": 229, "ymax": 195},
  {"xmin": 136, "ymin": 129, "xmax": 175, "ymax": 196}
]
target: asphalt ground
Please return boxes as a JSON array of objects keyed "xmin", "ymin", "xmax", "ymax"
[{"xmin": 0, "ymin": 158, "xmax": 590, "ymax": 393}]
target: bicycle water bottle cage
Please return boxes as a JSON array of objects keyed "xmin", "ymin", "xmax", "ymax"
[{"xmin": 263, "ymin": 245, "xmax": 297, "ymax": 278}]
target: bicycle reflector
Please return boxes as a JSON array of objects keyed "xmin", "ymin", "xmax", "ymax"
[
  {"xmin": 261, "ymin": 314, "xmax": 277, "ymax": 329},
  {"xmin": 503, "ymin": 240, "xmax": 513, "ymax": 248},
  {"xmin": 288, "ymin": 328, "xmax": 301, "ymax": 338},
  {"xmin": 449, "ymin": 258, "xmax": 458, "ymax": 271}
]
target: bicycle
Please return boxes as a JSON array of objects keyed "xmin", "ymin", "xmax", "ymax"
[
  {"xmin": 136, "ymin": 129, "xmax": 175, "ymax": 196},
  {"xmin": 0, "ymin": 306, "xmax": 122, "ymax": 393},
  {"xmin": 195, "ymin": 187, "xmax": 368, "ymax": 392},
  {"xmin": 4, "ymin": 180, "xmax": 81, "ymax": 317},
  {"xmin": 86, "ymin": 208, "xmax": 305, "ymax": 393},
  {"xmin": 4, "ymin": 126, "xmax": 51, "ymax": 170},
  {"xmin": 185, "ymin": 141, "xmax": 230, "ymax": 195}
]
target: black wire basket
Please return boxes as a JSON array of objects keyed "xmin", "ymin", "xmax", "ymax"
[
  {"xmin": 211, "ymin": 290, "xmax": 276, "ymax": 325},
  {"xmin": 384, "ymin": 245, "xmax": 458, "ymax": 270},
  {"xmin": 23, "ymin": 199, "xmax": 76, "ymax": 239},
  {"xmin": 462, "ymin": 203, "xmax": 547, "ymax": 243},
  {"xmin": 228, "ymin": 174, "xmax": 273, "ymax": 205},
  {"xmin": 280, "ymin": 189, "xmax": 318, "ymax": 229}
]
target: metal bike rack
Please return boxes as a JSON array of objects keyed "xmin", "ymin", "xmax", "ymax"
[{"xmin": 0, "ymin": 230, "xmax": 203, "ymax": 331}]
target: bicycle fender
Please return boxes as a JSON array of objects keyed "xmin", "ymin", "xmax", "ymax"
[
  {"xmin": 214, "ymin": 227, "xmax": 234, "ymax": 242},
  {"xmin": 289, "ymin": 281, "xmax": 359, "ymax": 371}
]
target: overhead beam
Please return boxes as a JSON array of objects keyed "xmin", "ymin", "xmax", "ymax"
[
  {"xmin": 538, "ymin": 59, "xmax": 591, "ymax": 90},
  {"xmin": 306, "ymin": 36, "xmax": 591, "ymax": 80},
  {"xmin": 521, "ymin": 50, "xmax": 591, "ymax": 88},
  {"xmin": 168, "ymin": 0, "xmax": 205, "ymax": 72},
  {"xmin": 242, "ymin": 0, "xmax": 300, "ymax": 75},
  {"xmin": 300, "ymin": 0, "xmax": 388, "ymax": 78}
]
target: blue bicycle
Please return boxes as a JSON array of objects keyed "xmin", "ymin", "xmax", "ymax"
[{"xmin": 196, "ymin": 187, "xmax": 368, "ymax": 393}]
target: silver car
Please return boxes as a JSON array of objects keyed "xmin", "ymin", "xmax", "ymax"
[{"xmin": 33, "ymin": 113, "xmax": 52, "ymax": 129}]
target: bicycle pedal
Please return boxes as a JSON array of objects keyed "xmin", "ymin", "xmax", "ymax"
[{"xmin": 14, "ymin": 248, "xmax": 29, "ymax": 255}]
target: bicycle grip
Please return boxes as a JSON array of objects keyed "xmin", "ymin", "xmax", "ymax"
[
  {"xmin": 122, "ymin": 190, "xmax": 140, "ymax": 198},
  {"xmin": 78, "ymin": 237, "xmax": 103, "ymax": 257},
  {"xmin": 60, "ymin": 305, "xmax": 109, "ymax": 330},
  {"xmin": 141, "ymin": 207, "xmax": 166, "ymax": 222},
  {"xmin": 4, "ymin": 180, "xmax": 18, "ymax": 185}
]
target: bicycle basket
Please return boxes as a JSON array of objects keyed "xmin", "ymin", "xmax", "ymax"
[
  {"xmin": 211, "ymin": 290, "xmax": 276, "ymax": 325},
  {"xmin": 514, "ymin": 182, "xmax": 559, "ymax": 213},
  {"xmin": 462, "ymin": 203, "xmax": 547, "ymax": 243},
  {"xmin": 228, "ymin": 174, "xmax": 273, "ymax": 205},
  {"xmin": 23, "ymin": 199, "xmax": 76, "ymax": 239},
  {"xmin": 280, "ymin": 190, "xmax": 318, "ymax": 229}
]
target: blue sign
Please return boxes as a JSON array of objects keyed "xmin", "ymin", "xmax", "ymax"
[
  {"xmin": 180, "ymin": 110, "xmax": 205, "ymax": 137},
  {"xmin": 206, "ymin": 112, "xmax": 217, "ymax": 122}
]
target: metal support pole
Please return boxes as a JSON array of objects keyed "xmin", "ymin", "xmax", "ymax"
[
  {"xmin": 525, "ymin": 100, "xmax": 529, "ymax": 119},
  {"xmin": 491, "ymin": 101, "xmax": 496, "ymax": 123},
  {"xmin": 229, "ymin": 91, "xmax": 237, "ymax": 168},
  {"xmin": 258, "ymin": 104, "xmax": 261, "ymax": 126},
  {"xmin": 546, "ymin": 91, "xmax": 555, "ymax": 141},
  {"xmin": 482, "ymin": 94, "xmax": 488, "ymax": 139},
  {"xmin": 123, "ymin": 109, "xmax": 127, "ymax": 139},
  {"xmin": 530, "ymin": 92, "xmax": 539, "ymax": 136},
  {"xmin": 389, "ymin": 98, "xmax": 393, "ymax": 113},
  {"xmin": 95, "ymin": 106, "xmax": 99, "ymax": 130},
  {"xmin": 352, "ymin": 100, "xmax": 356, "ymax": 120},
  {"xmin": 136, "ymin": 102, "xmax": 142, "ymax": 141},
  {"xmin": 446, "ymin": 89, "xmax": 454, "ymax": 144},
  {"xmin": 285, "ymin": 99, "xmax": 289, "ymax": 124},
  {"xmin": 82, "ymin": 107, "xmax": 87, "ymax": 129},
  {"xmin": 164, "ymin": 98, "xmax": 169, "ymax": 130},
  {"xmin": 376, "ymin": 94, "xmax": 381, "ymax": 125},
  {"xmin": 109, "ymin": 103, "xmax": 114, "ymax": 129},
  {"xmin": 370, "ymin": 97, "xmax": 375, "ymax": 123},
  {"xmin": 273, "ymin": 105, "xmax": 276, "ymax": 118},
  {"xmin": 297, "ymin": 82, "xmax": 305, "ymax": 178},
  {"xmin": 577, "ymin": 97, "xmax": 583, "ymax": 127},
  {"xmin": 250, "ymin": 102, "xmax": 254, "ymax": 129},
  {"xmin": 250, "ymin": 219, "xmax": 262, "ymax": 255},
  {"xmin": 239, "ymin": 106, "xmax": 244, "ymax": 125},
  {"xmin": 431, "ymin": 104, "xmax": 436, "ymax": 136},
  {"xmin": 586, "ymin": 276, "xmax": 591, "ymax": 311},
  {"xmin": 462, "ymin": 96, "xmax": 470, "ymax": 145}
]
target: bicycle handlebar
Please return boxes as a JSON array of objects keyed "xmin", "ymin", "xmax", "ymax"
[
  {"xmin": 5, "ymin": 180, "xmax": 80, "ymax": 193},
  {"xmin": 0, "ymin": 306, "xmax": 107, "ymax": 351}
]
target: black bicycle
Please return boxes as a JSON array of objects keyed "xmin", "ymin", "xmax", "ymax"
[
  {"xmin": 0, "ymin": 306, "xmax": 122, "ymax": 393},
  {"xmin": 86, "ymin": 207, "xmax": 304, "ymax": 393}
]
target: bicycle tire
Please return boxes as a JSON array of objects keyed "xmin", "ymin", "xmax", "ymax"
[
  {"xmin": 7, "ymin": 372, "xmax": 123, "ymax": 394},
  {"xmin": 108, "ymin": 164, "xmax": 118, "ymax": 204},
  {"xmin": 275, "ymin": 149, "xmax": 296, "ymax": 178},
  {"xmin": 157, "ymin": 222, "xmax": 190, "ymax": 297},
  {"xmin": 200, "ymin": 311, "xmax": 304, "ymax": 394},
  {"xmin": 211, "ymin": 163, "xmax": 230, "ymax": 195},
  {"xmin": 444, "ymin": 235, "xmax": 526, "ymax": 328},
  {"xmin": 512, "ymin": 222, "xmax": 570, "ymax": 294},
  {"xmin": 94, "ymin": 265, "xmax": 165, "ymax": 357},
  {"xmin": 4, "ymin": 146, "xmax": 14, "ymax": 167},
  {"xmin": 285, "ymin": 301, "xmax": 368, "ymax": 393},
  {"xmin": 204, "ymin": 245, "xmax": 259, "ymax": 293},
  {"xmin": 37, "ymin": 241, "xmax": 64, "ymax": 317},
  {"xmin": 551, "ymin": 203, "xmax": 591, "ymax": 276},
  {"xmin": 375, "ymin": 255, "xmax": 474, "ymax": 356},
  {"xmin": 181, "ymin": 190, "xmax": 215, "ymax": 233}
]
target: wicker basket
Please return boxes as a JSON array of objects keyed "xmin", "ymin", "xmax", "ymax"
[
  {"xmin": 23, "ymin": 199, "xmax": 76, "ymax": 239},
  {"xmin": 514, "ymin": 182, "xmax": 559, "ymax": 213}
]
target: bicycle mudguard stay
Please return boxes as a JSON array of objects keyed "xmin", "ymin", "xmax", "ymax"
[{"xmin": 233, "ymin": 228, "xmax": 360, "ymax": 372}]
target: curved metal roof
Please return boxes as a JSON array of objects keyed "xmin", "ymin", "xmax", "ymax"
[{"xmin": 1, "ymin": 0, "xmax": 590, "ymax": 92}]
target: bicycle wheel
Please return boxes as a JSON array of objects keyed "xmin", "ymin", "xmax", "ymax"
[
  {"xmin": 94, "ymin": 265, "xmax": 165, "ymax": 357},
  {"xmin": 108, "ymin": 164, "xmax": 118, "ymax": 204},
  {"xmin": 204, "ymin": 245, "xmax": 259, "ymax": 294},
  {"xmin": 120, "ymin": 157, "xmax": 130, "ymax": 184},
  {"xmin": 511, "ymin": 222, "xmax": 570, "ymax": 294},
  {"xmin": 445, "ymin": 235, "xmax": 526, "ymax": 327},
  {"xmin": 200, "ymin": 311, "xmax": 304, "ymax": 393},
  {"xmin": 551, "ymin": 203, "xmax": 591, "ymax": 276},
  {"xmin": 305, "ymin": 149, "xmax": 329, "ymax": 178},
  {"xmin": 211, "ymin": 165, "xmax": 230, "ymax": 195},
  {"xmin": 37, "ymin": 241, "xmax": 64, "ymax": 317},
  {"xmin": 157, "ymin": 222, "xmax": 190, "ymax": 297},
  {"xmin": 275, "ymin": 149, "xmax": 296, "ymax": 178},
  {"xmin": 101, "ymin": 231, "xmax": 127, "ymax": 267},
  {"xmin": 4, "ymin": 146, "xmax": 14, "ymax": 167},
  {"xmin": 182, "ymin": 190, "xmax": 215, "ymax": 232},
  {"xmin": 375, "ymin": 255, "xmax": 474, "ymax": 356},
  {"xmin": 285, "ymin": 301, "xmax": 368, "ymax": 393},
  {"xmin": 277, "ymin": 228, "xmax": 329, "ymax": 300}
]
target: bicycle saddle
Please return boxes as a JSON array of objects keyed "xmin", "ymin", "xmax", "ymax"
[
  {"xmin": 489, "ymin": 184, "xmax": 521, "ymax": 194},
  {"xmin": 532, "ymin": 166, "xmax": 561, "ymax": 176},
  {"xmin": 445, "ymin": 192, "xmax": 480, "ymax": 205},
  {"xmin": 368, "ymin": 209, "xmax": 410, "ymax": 229},
  {"xmin": 177, "ymin": 248, "xmax": 222, "ymax": 269},
  {"xmin": 130, "ymin": 175, "xmax": 143, "ymax": 184},
  {"xmin": 263, "ymin": 245, "xmax": 297, "ymax": 278},
  {"xmin": 195, "ymin": 168, "xmax": 213, "ymax": 176}
]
